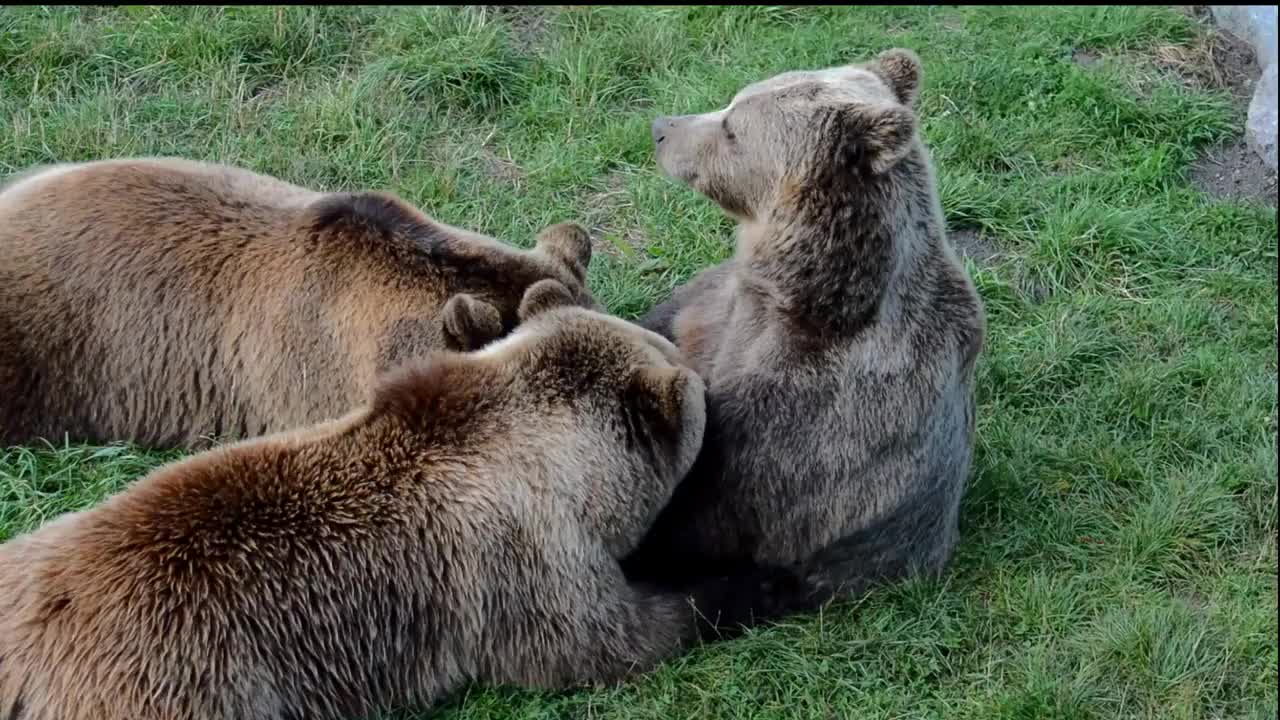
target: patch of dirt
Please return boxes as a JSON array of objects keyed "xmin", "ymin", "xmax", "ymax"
[
  {"xmin": 470, "ymin": 5, "xmax": 551, "ymax": 54},
  {"xmin": 948, "ymin": 228, "xmax": 1003, "ymax": 268},
  {"xmin": 431, "ymin": 131, "xmax": 527, "ymax": 187},
  {"xmin": 1072, "ymin": 6, "xmax": 1278, "ymax": 205},
  {"xmin": 1153, "ymin": 14, "xmax": 1258, "ymax": 102},
  {"xmin": 1072, "ymin": 7, "xmax": 1257, "ymax": 101},
  {"xmin": 1190, "ymin": 139, "xmax": 1278, "ymax": 206},
  {"xmin": 1022, "ymin": 279, "xmax": 1051, "ymax": 305},
  {"xmin": 475, "ymin": 145, "xmax": 524, "ymax": 185},
  {"xmin": 249, "ymin": 81, "xmax": 287, "ymax": 104},
  {"xmin": 948, "ymin": 226, "xmax": 1052, "ymax": 303},
  {"xmin": 1172, "ymin": 6, "xmax": 1278, "ymax": 206},
  {"xmin": 938, "ymin": 12, "xmax": 966, "ymax": 33},
  {"xmin": 1071, "ymin": 49, "xmax": 1100, "ymax": 68},
  {"xmin": 580, "ymin": 171, "xmax": 649, "ymax": 259}
]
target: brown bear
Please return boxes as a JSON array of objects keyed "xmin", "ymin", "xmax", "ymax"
[
  {"xmin": 0, "ymin": 281, "xmax": 811, "ymax": 720},
  {"xmin": 621, "ymin": 49, "xmax": 988, "ymax": 602},
  {"xmin": 0, "ymin": 157, "xmax": 600, "ymax": 449}
]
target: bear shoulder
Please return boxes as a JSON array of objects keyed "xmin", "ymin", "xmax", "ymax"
[{"xmin": 297, "ymin": 191, "xmax": 451, "ymax": 260}]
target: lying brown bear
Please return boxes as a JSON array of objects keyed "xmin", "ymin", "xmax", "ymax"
[
  {"xmin": 0, "ymin": 157, "xmax": 598, "ymax": 449},
  {"xmin": 0, "ymin": 281, "xmax": 810, "ymax": 720}
]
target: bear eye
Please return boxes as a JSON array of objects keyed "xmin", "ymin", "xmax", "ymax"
[{"xmin": 722, "ymin": 117, "xmax": 736, "ymax": 141}]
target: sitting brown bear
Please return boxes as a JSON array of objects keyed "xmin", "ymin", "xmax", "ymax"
[
  {"xmin": 0, "ymin": 157, "xmax": 599, "ymax": 449},
  {"xmin": 0, "ymin": 281, "xmax": 810, "ymax": 720},
  {"xmin": 622, "ymin": 49, "xmax": 988, "ymax": 602}
]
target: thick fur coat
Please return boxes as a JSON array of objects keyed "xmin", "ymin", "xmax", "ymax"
[
  {"xmin": 622, "ymin": 49, "xmax": 987, "ymax": 600},
  {"xmin": 0, "ymin": 283, "xmax": 808, "ymax": 720},
  {"xmin": 0, "ymin": 157, "xmax": 599, "ymax": 448}
]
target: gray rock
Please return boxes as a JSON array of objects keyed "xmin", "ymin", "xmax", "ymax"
[
  {"xmin": 1211, "ymin": 5, "xmax": 1277, "ymax": 68},
  {"xmin": 1247, "ymin": 63, "xmax": 1278, "ymax": 171},
  {"xmin": 1211, "ymin": 6, "xmax": 1278, "ymax": 171}
]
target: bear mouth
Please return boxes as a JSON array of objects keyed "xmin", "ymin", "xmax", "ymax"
[{"xmin": 653, "ymin": 147, "xmax": 699, "ymax": 188}]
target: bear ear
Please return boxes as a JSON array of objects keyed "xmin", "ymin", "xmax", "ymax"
[
  {"xmin": 442, "ymin": 293, "xmax": 504, "ymax": 352},
  {"xmin": 626, "ymin": 365, "xmax": 706, "ymax": 438},
  {"xmin": 534, "ymin": 221, "xmax": 593, "ymax": 283},
  {"xmin": 872, "ymin": 48, "xmax": 922, "ymax": 107},
  {"xmin": 518, "ymin": 278, "xmax": 577, "ymax": 322},
  {"xmin": 837, "ymin": 103, "xmax": 917, "ymax": 175}
]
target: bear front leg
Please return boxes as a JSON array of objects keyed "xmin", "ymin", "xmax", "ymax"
[
  {"xmin": 483, "ymin": 545, "xmax": 821, "ymax": 691},
  {"xmin": 532, "ymin": 222, "xmax": 592, "ymax": 285},
  {"xmin": 638, "ymin": 260, "xmax": 735, "ymax": 340}
]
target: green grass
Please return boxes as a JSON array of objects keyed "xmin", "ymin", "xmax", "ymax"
[{"xmin": 1, "ymin": 5, "xmax": 1276, "ymax": 719}]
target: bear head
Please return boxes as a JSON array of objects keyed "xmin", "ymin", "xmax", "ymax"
[
  {"xmin": 376, "ymin": 279, "xmax": 706, "ymax": 558},
  {"xmin": 650, "ymin": 48, "xmax": 924, "ymax": 220}
]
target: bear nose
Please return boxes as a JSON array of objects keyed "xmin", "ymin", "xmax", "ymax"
[{"xmin": 651, "ymin": 116, "xmax": 674, "ymax": 145}]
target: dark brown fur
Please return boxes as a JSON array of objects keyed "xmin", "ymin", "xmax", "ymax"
[
  {"xmin": 623, "ymin": 50, "xmax": 988, "ymax": 601},
  {"xmin": 0, "ymin": 287, "xmax": 811, "ymax": 720},
  {"xmin": 0, "ymin": 158, "xmax": 599, "ymax": 449}
]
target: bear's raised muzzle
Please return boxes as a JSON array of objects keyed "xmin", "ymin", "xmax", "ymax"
[
  {"xmin": 651, "ymin": 116, "xmax": 673, "ymax": 144},
  {"xmin": 652, "ymin": 115, "xmax": 695, "ymax": 145}
]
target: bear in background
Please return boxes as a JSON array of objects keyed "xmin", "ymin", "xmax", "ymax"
[
  {"xmin": 0, "ymin": 157, "xmax": 599, "ymax": 449},
  {"xmin": 0, "ymin": 280, "xmax": 811, "ymax": 720},
  {"xmin": 623, "ymin": 49, "xmax": 987, "ymax": 602}
]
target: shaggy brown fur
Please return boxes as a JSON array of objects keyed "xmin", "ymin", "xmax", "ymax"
[
  {"xmin": 0, "ymin": 157, "xmax": 600, "ymax": 449},
  {"xmin": 622, "ymin": 49, "xmax": 988, "ymax": 601},
  {"xmin": 0, "ymin": 283, "xmax": 811, "ymax": 720}
]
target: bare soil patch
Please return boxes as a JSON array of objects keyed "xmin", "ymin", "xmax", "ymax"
[
  {"xmin": 1174, "ymin": 6, "xmax": 1276, "ymax": 205},
  {"xmin": 470, "ymin": 5, "xmax": 551, "ymax": 54},
  {"xmin": 1190, "ymin": 140, "xmax": 1278, "ymax": 206},
  {"xmin": 580, "ymin": 171, "xmax": 649, "ymax": 259},
  {"xmin": 948, "ymin": 228, "xmax": 1003, "ymax": 268}
]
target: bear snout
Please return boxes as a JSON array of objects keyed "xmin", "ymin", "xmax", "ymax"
[{"xmin": 651, "ymin": 116, "xmax": 674, "ymax": 145}]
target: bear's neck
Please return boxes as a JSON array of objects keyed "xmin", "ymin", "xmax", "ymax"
[{"xmin": 746, "ymin": 159, "xmax": 931, "ymax": 337}]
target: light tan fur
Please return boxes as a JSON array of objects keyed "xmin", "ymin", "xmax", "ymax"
[
  {"xmin": 0, "ymin": 157, "xmax": 600, "ymax": 448},
  {"xmin": 624, "ymin": 50, "xmax": 988, "ymax": 601},
  {"xmin": 0, "ymin": 284, "xmax": 812, "ymax": 720}
]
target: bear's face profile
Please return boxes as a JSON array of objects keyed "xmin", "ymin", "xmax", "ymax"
[{"xmin": 650, "ymin": 48, "xmax": 923, "ymax": 219}]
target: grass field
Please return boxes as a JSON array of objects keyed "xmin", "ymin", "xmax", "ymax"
[{"xmin": 1, "ymin": 6, "xmax": 1276, "ymax": 719}]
